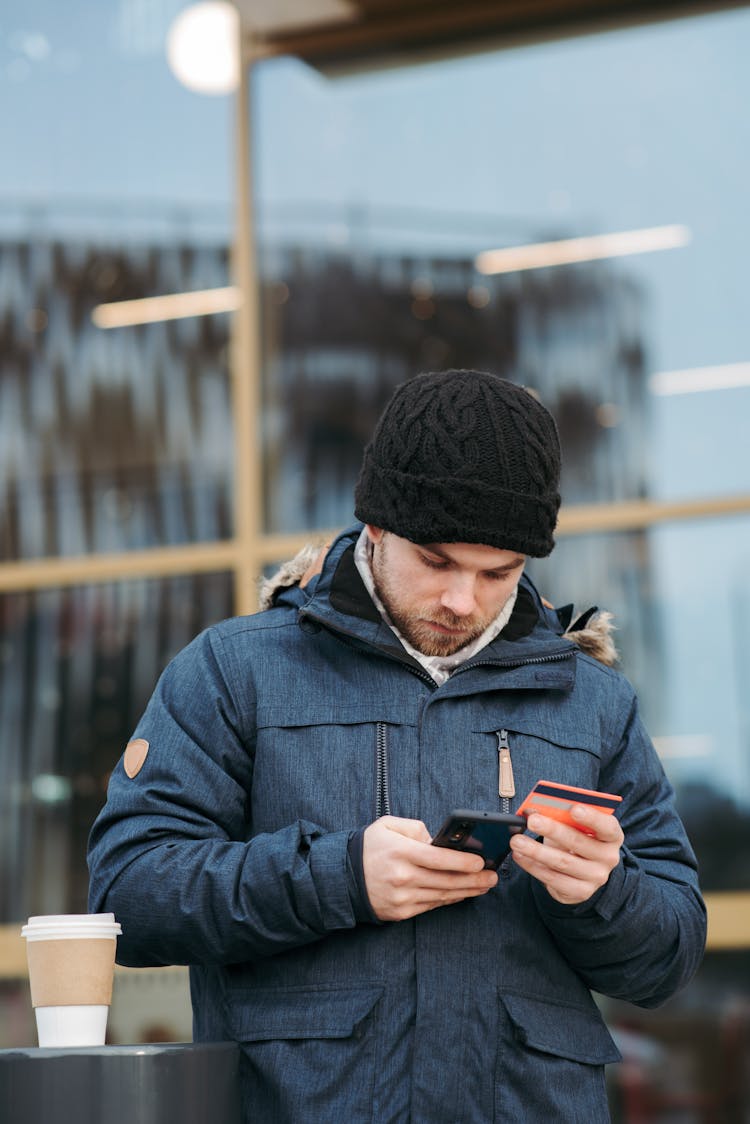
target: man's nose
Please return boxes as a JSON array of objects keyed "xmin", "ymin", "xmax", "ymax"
[{"xmin": 440, "ymin": 576, "xmax": 478, "ymax": 617}]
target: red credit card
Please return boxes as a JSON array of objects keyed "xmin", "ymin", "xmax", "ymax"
[{"xmin": 516, "ymin": 780, "xmax": 622, "ymax": 835}]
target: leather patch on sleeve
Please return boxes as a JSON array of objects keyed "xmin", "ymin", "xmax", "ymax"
[{"xmin": 124, "ymin": 738, "xmax": 149, "ymax": 778}]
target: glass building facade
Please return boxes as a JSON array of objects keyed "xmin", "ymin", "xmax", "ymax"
[{"xmin": 1, "ymin": 1, "xmax": 749, "ymax": 1115}]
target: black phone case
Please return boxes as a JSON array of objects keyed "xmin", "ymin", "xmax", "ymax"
[{"xmin": 432, "ymin": 809, "xmax": 526, "ymax": 869}]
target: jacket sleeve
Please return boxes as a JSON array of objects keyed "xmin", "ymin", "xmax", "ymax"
[
  {"xmin": 87, "ymin": 626, "xmax": 365, "ymax": 968},
  {"xmin": 531, "ymin": 688, "xmax": 707, "ymax": 1007}
]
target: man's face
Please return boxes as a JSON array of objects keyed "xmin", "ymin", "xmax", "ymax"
[{"xmin": 367, "ymin": 526, "xmax": 525, "ymax": 657}]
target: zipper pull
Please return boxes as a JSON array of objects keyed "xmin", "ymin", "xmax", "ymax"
[{"xmin": 497, "ymin": 729, "xmax": 515, "ymax": 799}]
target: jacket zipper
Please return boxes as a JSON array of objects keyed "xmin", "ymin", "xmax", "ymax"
[
  {"xmin": 459, "ymin": 650, "xmax": 573, "ymax": 673},
  {"xmin": 376, "ymin": 722, "xmax": 391, "ymax": 818},
  {"xmin": 497, "ymin": 728, "xmax": 515, "ymax": 814}
]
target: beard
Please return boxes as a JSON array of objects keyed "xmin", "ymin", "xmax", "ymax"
[{"xmin": 371, "ymin": 541, "xmax": 498, "ymax": 657}]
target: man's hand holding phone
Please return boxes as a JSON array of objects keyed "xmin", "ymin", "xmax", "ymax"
[
  {"xmin": 509, "ymin": 802, "xmax": 624, "ymax": 905},
  {"xmin": 363, "ymin": 816, "xmax": 498, "ymax": 922},
  {"xmin": 362, "ymin": 780, "xmax": 624, "ymax": 919}
]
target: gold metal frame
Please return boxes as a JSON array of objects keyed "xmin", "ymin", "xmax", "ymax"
[{"xmin": 2, "ymin": 495, "xmax": 750, "ymax": 598}]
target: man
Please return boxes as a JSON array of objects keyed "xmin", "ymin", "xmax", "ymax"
[{"xmin": 88, "ymin": 369, "xmax": 706, "ymax": 1123}]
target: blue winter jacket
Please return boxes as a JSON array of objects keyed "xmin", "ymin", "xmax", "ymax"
[{"xmin": 88, "ymin": 524, "xmax": 706, "ymax": 1123}]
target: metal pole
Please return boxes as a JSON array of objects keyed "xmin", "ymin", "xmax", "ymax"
[{"xmin": 230, "ymin": 21, "xmax": 263, "ymax": 615}]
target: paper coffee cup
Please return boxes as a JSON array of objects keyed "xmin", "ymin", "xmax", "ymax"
[{"xmin": 22, "ymin": 914, "xmax": 122, "ymax": 1047}]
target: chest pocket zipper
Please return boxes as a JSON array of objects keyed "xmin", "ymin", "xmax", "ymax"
[
  {"xmin": 376, "ymin": 722, "xmax": 391, "ymax": 818},
  {"xmin": 497, "ymin": 728, "xmax": 516, "ymax": 814},
  {"xmin": 376, "ymin": 725, "xmax": 516, "ymax": 820}
]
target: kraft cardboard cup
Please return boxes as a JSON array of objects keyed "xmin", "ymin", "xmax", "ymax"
[{"xmin": 21, "ymin": 914, "xmax": 122, "ymax": 1047}]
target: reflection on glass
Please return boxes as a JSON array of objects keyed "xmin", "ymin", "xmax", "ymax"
[
  {"xmin": 0, "ymin": 241, "xmax": 234, "ymax": 561},
  {"xmin": 0, "ymin": 573, "xmax": 233, "ymax": 923},
  {"xmin": 253, "ymin": 5, "xmax": 750, "ymax": 516},
  {"xmin": 258, "ymin": 247, "xmax": 647, "ymax": 533}
]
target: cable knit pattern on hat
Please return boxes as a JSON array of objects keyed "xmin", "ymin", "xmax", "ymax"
[{"xmin": 354, "ymin": 369, "xmax": 561, "ymax": 556}]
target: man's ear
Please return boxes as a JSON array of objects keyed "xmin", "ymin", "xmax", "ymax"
[{"xmin": 365, "ymin": 524, "xmax": 384, "ymax": 545}]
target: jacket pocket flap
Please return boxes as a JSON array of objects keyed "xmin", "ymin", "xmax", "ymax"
[
  {"xmin": 227, "ymin": 985, "xmax": 384, "ymax": 1042},
  {"xmin": 477, "ymin": 719, "xmax": 600, "ymax": 757},
  {"xmin": 501, "ymin": 994, "xmax": 622, "ymax": 1065}
]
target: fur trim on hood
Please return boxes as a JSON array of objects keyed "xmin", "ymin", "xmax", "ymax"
[
  {"xmin": 259, "ymin": 544, "xmax": 619, "ymax": 668},
  {"xmin": 258, "ymin": 543, "xmax": 325, "ymax": 612},
  {"xmin": 565, "ymin": 611, "xmax": 618, "ymax": 668}
]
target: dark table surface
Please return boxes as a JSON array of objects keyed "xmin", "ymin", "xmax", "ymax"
[{"xmin": 0, "ymin": 1041, "xmax": 242, "ymax": 1124}]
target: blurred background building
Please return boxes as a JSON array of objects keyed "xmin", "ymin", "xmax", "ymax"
[{"xmin": 1, "ymin": 1, "xmax": 749, "ymax": 1116}]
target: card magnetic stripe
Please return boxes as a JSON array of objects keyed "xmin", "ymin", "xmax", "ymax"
[{"xmin": 531, "ymin": 784, "xmax": 620, "ymax": 810}]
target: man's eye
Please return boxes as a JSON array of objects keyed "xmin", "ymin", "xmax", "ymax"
[{"xmin": 419, "ymin": 554, "xmax": 448, "ymax": 570}]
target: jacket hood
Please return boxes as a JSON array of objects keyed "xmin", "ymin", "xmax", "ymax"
[{"xmin": 258, "ymin": 531, "xmax": 619, "ymax": 668}]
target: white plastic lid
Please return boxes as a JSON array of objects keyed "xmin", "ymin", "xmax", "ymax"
[{"xmin": 22, "ymin": 914, "xmax": 122, "ymax": 940}]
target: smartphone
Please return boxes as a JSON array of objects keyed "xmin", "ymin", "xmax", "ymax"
[
  {"xmin": 432, "ymin": 810, "xmax": 526, "ymax": 869},
  {"xmin": 515, "ymin": 780, "xmax": 622, "ymax": 836}
]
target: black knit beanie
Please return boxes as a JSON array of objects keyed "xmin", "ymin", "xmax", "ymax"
[{"xmin": 354, "ymin": 369, "xmax": 561, "ymax": 557}]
